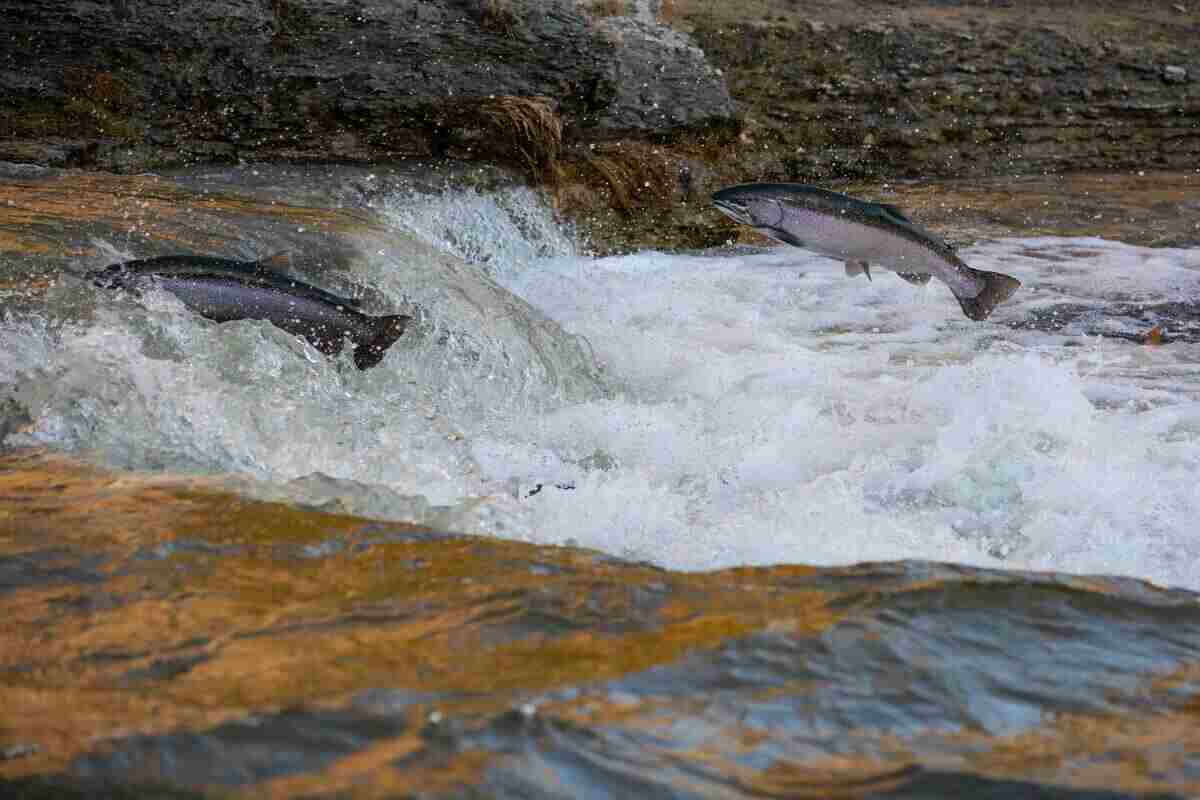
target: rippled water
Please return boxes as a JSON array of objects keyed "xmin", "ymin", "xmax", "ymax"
[{"xmin": 3, "ymin": 182, "xmax": 1200, "ymax": 591}]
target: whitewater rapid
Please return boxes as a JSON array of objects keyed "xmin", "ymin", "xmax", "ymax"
[{"xmin": 3, "ymin": 186, "xmax": 1199, "ymax": 590}]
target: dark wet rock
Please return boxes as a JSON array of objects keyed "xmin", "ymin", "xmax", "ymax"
[
  {"xmin": 661, "ymin": 3, "xmax": 1200, "ymax": 246},
  {"xmin": 586, "ymin": 2, "xmax": 734, "ymax": 134},
  {"xmin": 2, "ymin": 2, "xmax": 1199, "ymax": 254},
  {"xmin": 0, "ymin": 0, "xmax": 734, "ymax": 172},
  {"xmin": 1009, "ymin": 301, "xmax": 1200, "ymax": 344}
]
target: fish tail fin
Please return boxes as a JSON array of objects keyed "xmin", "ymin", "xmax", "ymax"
[
  {"xmin": 352, "ymin": 314, "xmax": 411, "ymax": 370},
  {"xmin": 954, "ymin": 269, "xmax": 1021, "ymax": 321}
]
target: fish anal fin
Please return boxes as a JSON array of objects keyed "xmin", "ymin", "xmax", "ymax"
[
  {"xmin": 896, "ymin": 271, "xmax": 932, "ymax": 286},
  {"xmin": 845, "ymin": 260, "xmax": 872, "ymax": 281}
]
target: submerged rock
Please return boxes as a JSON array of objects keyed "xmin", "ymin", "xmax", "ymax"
[{"xmin": 0, "ymin": 451, "xmax": 1198, "ymax": 797}]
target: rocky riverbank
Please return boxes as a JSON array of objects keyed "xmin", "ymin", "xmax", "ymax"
[
  {"xmin": 2, "ymin": 1, "xmax": 1197, "ymax": 252},
  {"xmin": 553, "ymin": 0, "xmax": 1200, "ymax": 250}
]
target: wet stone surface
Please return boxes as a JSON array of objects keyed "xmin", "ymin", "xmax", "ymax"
[
  {"xmin": 0, "ymin": 451, "xmax": 1197, "ymax": 797},
  {"xmin": 1008, "ymin": 301, "xmax": 1200, "ymax": 344}
]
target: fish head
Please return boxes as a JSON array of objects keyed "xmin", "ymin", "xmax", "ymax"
[
  {"xmin": 711, "ymin": 185, "xmax": 779, "ymax": 229},
  {"xmin": 88, "ymin": 264, "xmax": 132, "ymax": 290},
  {"xmin": 712, "ymin": 184, "xmax": 813, "ymax": 247}
]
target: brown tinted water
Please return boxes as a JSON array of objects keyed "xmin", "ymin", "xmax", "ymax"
[
  {"xmin": 2, "ymin": 165, "xmax": 1199, "ymax": 797},
  {"xmin": 1, "ymin": 449, "xmax": 1198, "ymax": 798}
]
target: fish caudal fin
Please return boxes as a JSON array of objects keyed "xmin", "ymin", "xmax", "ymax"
[
  {"xmin": 954, "ymin": 269, "xmax": 1021, "ymax": 321},
  {"xmin": 352, "ymin": 314, "xmax": 411, "ymax": 370}
]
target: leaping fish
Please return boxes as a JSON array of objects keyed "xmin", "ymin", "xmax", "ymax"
[
  {"xmin": 89, "ymin": 255, "xmax": 411, "ymax": 369},
  {"xmin": 712, "ymin": 183, "xmax": 1020, "ymax": 320}
]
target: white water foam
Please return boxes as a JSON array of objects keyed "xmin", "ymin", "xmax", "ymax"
[
  {"xmin": 382, "ymin": 189, "xmax": 1200, "ymax": 588},
  {"xmin": 4, "ymin": 187, "xmax": 1200, "ymax": 591}
]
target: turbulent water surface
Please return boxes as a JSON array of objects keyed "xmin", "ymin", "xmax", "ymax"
[
  {"xmin": 3, "ymin": 167, "xmax": 1200, "ymax": 797},
  {"xmin": 3, "ymin": 177, "xmax": 1200, "ymax": 590}
]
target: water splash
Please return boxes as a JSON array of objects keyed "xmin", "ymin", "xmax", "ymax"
[
  {"xmin": 374, "ymin": 185, "xmax": 577, "ymax": 284},
  {"xmin": 4, "ymin": 185, "xmax": 1200, "ymax": 590}
]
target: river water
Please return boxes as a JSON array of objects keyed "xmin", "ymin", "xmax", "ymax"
[
  {"xmin": 3, "ymin": 165, "xmax": 1200, "ymax": 796},
  {"xmin": 4, "ymin": 171, "xmax": 1199, "ymax": 590}
]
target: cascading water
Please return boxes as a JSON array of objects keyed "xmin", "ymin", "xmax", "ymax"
[{"xmin": 3, "ymin": 182, "xmax": 1199, "ymax": 591}]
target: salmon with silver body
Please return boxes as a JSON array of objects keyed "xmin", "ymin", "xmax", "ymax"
[
  {"xmin": 711, "ymin": 183, "xmax": 1020, "ymax": 320},
  {"xmin": 88, "ymin": 254, "xmax": 411, "ymax": 370}
]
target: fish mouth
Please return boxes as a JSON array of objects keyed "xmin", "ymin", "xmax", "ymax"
[{"xmin": 712, "ymin": 197, "xmax": 753, "ymax": 226}]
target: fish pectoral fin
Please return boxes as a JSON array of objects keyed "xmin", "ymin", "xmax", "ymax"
[
  {"xmin": 845, "ymin": 260, "xmax": 871, "ymax": 281},
  {"xmin": 877, "ymin": 203, "xmax": 913, "ymax": 224},
  {"xmin": 896, "ymin": 271, "xmax": 932, "ymax": 286},
  {"xmin": 764, "ymin": 227, "xmax": 806, "ymax": 248}
]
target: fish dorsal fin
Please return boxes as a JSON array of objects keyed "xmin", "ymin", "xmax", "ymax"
[{"xmin": 876, "ymin": 203, "xmax": 913, "ymax": 225}]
